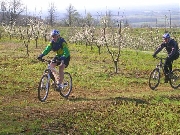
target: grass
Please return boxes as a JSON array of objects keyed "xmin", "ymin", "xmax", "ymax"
[{"xmin": 0, "ymin": 40, "xmax": 180, "ymax": 134}]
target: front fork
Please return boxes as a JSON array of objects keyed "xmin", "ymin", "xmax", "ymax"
[
  {"xmin": 44, "ymin": 69, "xmax": 51, "ymax": 82},
  {"xmin": 156, "ymin": 63, "xmax": 162, "ymax": 73}
]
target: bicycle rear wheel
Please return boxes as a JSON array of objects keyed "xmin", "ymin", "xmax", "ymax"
[
  {"xmin": 38, "ymin": 74, "xmax": 50, "ymax": 102},
  {"xmin": 149, "ymin": 68, "xmax": 160, "ymax": 90},
  {"xmin": 59, "ymin": 72, "xmax": 72, "ymax": 98},
  {"xmin": 169, "ymin": 69, "xmax": 180, "ymax": 89}
]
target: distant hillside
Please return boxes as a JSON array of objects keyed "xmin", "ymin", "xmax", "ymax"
[
  {"xmin": 124, "ymin": 4, "xmax": 179, "ymax": 27},
  {"xmin": 0, "ymin": 3, "xmax": 179, "ymax": 28},
  {"xmin": 86, "ymin": 3, "xmax": 180, "ymax": 27}
]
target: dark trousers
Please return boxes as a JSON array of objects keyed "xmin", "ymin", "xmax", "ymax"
[{"xmin": 164, "ymin": 54, "xmax": 179, "ymax": 75}]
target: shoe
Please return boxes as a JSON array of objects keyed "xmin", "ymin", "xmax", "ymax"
[
  {"xmin": 56, "ymin": 84, "xmax": 62, "ymax": 91},
  {"xmin": 164, "ymin": 79, "xmax": 169, "ymax": 83},
  {"xmin": 164, "ymin": 76, "xmax": 169, "ymax": 83},
  {"xmin": 64, "ymin": 82, "xmax": 68, "ymax": 87},
  {"xmin": 168, "ymin": 72, "xmax": 173, "ymax": 79}
]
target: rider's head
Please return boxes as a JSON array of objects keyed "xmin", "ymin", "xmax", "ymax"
[
  {"xmin": 162, "ymin": 33, "xmax": 170, "ymax": 43},
  {"xmin": 51, "ymin": 29, "xmax": 60, "ymax": 42},
  {"xmin": 51, "ymin": 29, "xmax": 60, "ymax": 36}
]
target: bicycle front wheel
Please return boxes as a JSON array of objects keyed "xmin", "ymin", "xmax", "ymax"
[
  {"xmin": 169, "ymin": 69, "xmax": 180, "ymax": 89},
  {"xmin": 38, "ymin": 74, "xmax": 50, "ymax": 102},
  {"xmin": 149, "ymin": 68, "xmax": 160, "ymax": 90},
  {"xmin": 59, "ymin": 72, "xmax": 72, "ymax": 98}
]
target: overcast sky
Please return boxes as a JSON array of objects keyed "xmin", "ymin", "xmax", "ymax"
[{"xmin": 22, "ymin": 0, "xmax": 180, "ymax": 14}]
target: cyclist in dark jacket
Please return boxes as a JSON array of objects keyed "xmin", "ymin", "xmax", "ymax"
[
  {"xmin": 153, "ymin": 33, "xmax": 179, "ymax": 83},
  {"xmin": 37, "ymin": 29, "xmax": 70, "ymax": 90}
]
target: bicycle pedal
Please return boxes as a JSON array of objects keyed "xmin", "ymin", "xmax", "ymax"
[
  {"xmin": 64, "ymin": 82, "xmax": 68, "ymax": 86},
  {"xmin": 55, "ymin": 84, "xmax": 63, "ymax": 91},
  {"xmin": 55, "ymin": 87, "xmax": 61, "ymax": 91}
]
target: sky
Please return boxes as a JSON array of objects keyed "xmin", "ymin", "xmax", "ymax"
[{"xmin": 22, "ymin": 0, "xmax": 180, "ymax": 15}]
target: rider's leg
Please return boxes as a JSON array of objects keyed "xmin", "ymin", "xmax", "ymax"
[
  {"xmin": 50, "ymin": 62, "xmax": 59, "ymax": 84},
  {"xmin": 58, "ymin": 63, "xmax": 65, "ymax": 84},
  {"xmin": 58, "ymin": 56, "xmax": 70, "ymax": 85},
  {"xmin": 167, "ymin": 52, "xmax": 179, "ymax": 71},
  {"xmin": 169, "ymin": 61, "xmax": 173, "ymax": 72},
  {"xmin": 164, "ymin": 58, "xmax": 170, "ymax": 74},
  {"xmin": 169, "ymin": 54, "xmax": 178, "ymax": 72},
  {"xmin": 164, "ymin": 58, "xmax": 172, "ymax": 83},
  {"xmin": 56, "ymin": 56, "xmax": 70, "ymax": 89}
]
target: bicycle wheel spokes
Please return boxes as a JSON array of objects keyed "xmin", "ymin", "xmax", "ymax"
[
  {"xmin": 149, "ymin": 68, "xmax": 160, "ymax": 90},
  {"xmin": 38, "ymin": 75, "xmax": 50, "ymax": 102},
  {"xmin": 59, "ymin": 72, "xmax": 72, "ymax": 98},
  {"xmin": 169, "ymin": 69, "xmax": 180, "ymax": 89}
]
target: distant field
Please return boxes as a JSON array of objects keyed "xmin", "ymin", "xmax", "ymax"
[{"xmin": 127, "ymin": 14, "xmax": 179, "ymax": 27}]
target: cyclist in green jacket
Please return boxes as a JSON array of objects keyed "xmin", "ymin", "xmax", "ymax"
[{"xmin": 37, "ymin": 29, "xmax": 70, "ymax": 90}]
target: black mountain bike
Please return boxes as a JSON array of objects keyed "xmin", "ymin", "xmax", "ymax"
[
  {"xmin": 149, "ymin": 56, "xmax": 180, "ymax": 90},
  {"xmin": 38, "ymin": 59, "xmax": 72, "ymax": 102}
]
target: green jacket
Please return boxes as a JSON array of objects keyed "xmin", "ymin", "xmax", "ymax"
[{"xmin": 42, "ymin": 37, "xmax": 70, "ymax": 58}]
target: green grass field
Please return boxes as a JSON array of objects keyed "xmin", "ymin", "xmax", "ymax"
[{"xmin": 0, "ymin": 38, "xmax": 180, "ymax": 134}]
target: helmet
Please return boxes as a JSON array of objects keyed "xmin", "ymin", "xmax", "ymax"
[
  {"xmin": 162, "ymin": 33, "xmax": 170, "ymax": 39},
  {"xmin": 51, "ymin": 29, "xmax": 60, "ymax": 36}
]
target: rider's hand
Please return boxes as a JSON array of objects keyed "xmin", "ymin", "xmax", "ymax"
[
  {"xmin": 152, "ymin": 54, "xmax": 156, "ymax": 58},
  {"xmin": 37, "ymin": 54, "xmax": 44, "ymax": 61}
]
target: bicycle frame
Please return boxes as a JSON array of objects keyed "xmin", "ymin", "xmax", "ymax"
[
  {"xmin": 38, "ymin": 58, "xmax": 72, "ymax": 101},
  {"xmin": 149, "ymin": 56, "xmax": 180, "ymax": 90},
  {"xmin": 155, "ymin": 57, "xmax": 166, "ymax": 76},
  {"xmin": 43, "ymin": 59, "xmax": 60, "ymax": 82}
]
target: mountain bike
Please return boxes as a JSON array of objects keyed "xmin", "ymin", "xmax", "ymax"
[
  {"xmin": 38, "ymin": 59, "xmax": 72, "ymax": 102},
  {"xmin": 149, "ymin": 56, "xmax": 180, "ymax": 90}
]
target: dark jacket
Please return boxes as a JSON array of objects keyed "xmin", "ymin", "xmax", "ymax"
[{"xmin": 154, "ymin": 39, "xmax": 179, "ymax": 59}]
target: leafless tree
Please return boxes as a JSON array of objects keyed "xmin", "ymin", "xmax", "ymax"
[
  {"xmin": 100, "ymin": 18, "xmax": 122, "ymax": 73},
  {"xmin": 47, "ymin": 2, "xmax": 56, "ymax": 27},
  {"xmin": 84, "ymin": 12, "xmax": 94, "ymax": 27},
  {"xmin": 3, "ymin": 0, "xmax": 25, "ymax": 25},
  {"xmin": 0, "ymin": 1, "xmax": 6, "ymax": 22},
  {"xmin": 65, "ymin": 4, "xmax": 81, "ymax": 27}
]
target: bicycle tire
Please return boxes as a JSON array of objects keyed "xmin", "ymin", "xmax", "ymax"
[
  {"xmin": 149, "ymin": 68, "xmax": 160, "ymax": 90},
  {"xmin": 38, "ymin": 74, "xmax": 50, "ymax": 102},
  {"xmin": 169, "ymin": 68, "xmax": 180, "ymax": 89},
  {"xmin": 59, "ymin": 72, "xmax": 72, "ymax": 98}
]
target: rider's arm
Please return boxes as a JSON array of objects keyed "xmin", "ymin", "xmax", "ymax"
[
  {"xmin": 62, "ymin": 42, "xmax": 70, "ymax": 57},
  {"xmin": 42, "ymin": 42, "xmax": 52, "ymax": 56},
  {"xmin": 153, "ymin": 43, "xmax": 165, "ymax": 56},
  {"xmin": 168, "ymin": 39, "xmax": 178, "ymax": 58}
]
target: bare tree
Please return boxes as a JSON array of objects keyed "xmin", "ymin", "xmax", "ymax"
[
  {"xmin": 101, "ymin": 10, "xmax": 114, "ymax": 27},
  {"xmin": 84, "ymin": 12, "xmax": 94, "ymax": 27},
  {"xmin": 101, "ymin": 17, "xmax": 122, "ymax": 73},
  {"xmin": 0, "ymin": 1, "xmax": 6, "ymax": 22},
  {"xmin": 65, "ymin": 4, "xmax": 81, "ymax": 27},
  {"xmin": 4, "ymin": 0, "xmax": 25, "ymax": 25},
  {"xmin": 47, "ymin": 2, "xmax": 56, "ymax": 27}
]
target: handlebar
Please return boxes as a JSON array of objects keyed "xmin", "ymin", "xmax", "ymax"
[
  {"xmin": 38, "ymin": 59, "xmax": 63, "ymax": 64},
  {"xmin": 38, "ymin": 59, "xmax": 51, "ymax": 63}
]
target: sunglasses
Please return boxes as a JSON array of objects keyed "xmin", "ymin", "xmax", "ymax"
[{"xmin": 52, "ymin": 35, "xmax": 58, "ymax": 38}]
